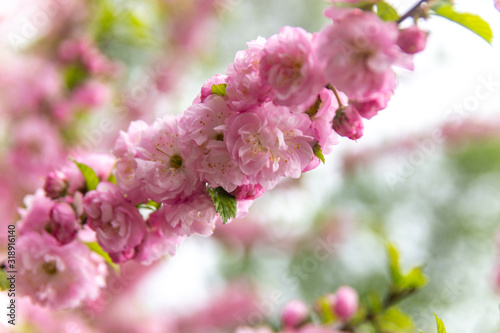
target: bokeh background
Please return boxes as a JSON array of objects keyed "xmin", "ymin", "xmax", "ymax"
[{"xmin": 1, "ymin": 0, "xmax": 500, "ymax": 332}]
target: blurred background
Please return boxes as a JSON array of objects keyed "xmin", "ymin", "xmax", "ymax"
[{"xmin": 1, "ymin": 0, "xmax": 500, "ymax": 332}]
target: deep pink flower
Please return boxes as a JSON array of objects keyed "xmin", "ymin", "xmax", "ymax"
[
  {"xmin": 225, "ymin": 37, "xmax": 272, "ymax": 111},
  {"xmin": 316, "ymin": 11, "xmax": 413, "ymax": 100},
  {"xmin": 398, "ymin": 25, "xmax": 428, "ymax": 54},
  {"xmin": 225, "ymin": 102, "xmax": 314, "ymax": 189},
  {"xmin": 332, "ymin": 105, "xmax": 364, "ymax": 140},
  {"xmin": 260, "ymin": 26, "xmax": 324, "ymax": 106},
  {"xmin": 43, "ymin": 170, "xmax": 69, "ymax": 199},
  {"xmin": 281, "ymin": 299, "xmax": 309, "ymax": 328},
  {"xmin": 178, "ymin": 95, "xmax": 244, "ymax": 192},
  {"xmin": 83, "ymin": 182, "xmax": 146, "ymax": 263},
  {"xmin": 18, "ymin": 232, "xmax": 107, "ymax": 310}
]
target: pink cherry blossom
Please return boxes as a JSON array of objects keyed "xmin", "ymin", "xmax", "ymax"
[
  {"xmin": 397, "ymin": 25, "xmax": 428, "ymax": 54},
  {"xmin": 315, "ymin": 11, "xmax": 413, "ymax": 100},
  {"xmin": 332, "ymin": 104, "xmax": 364, "ymax": 140},
  {"xmin": 48, "ymin": 203, "xmax": 80, "ymax": 245},
  {"xmin": 71, "ymin": 80, "xmax": 111, "ymax": 108},
  {"xmin": 151, "ymin": 192, "xmax": 217, "ymax": 237},
  {"xmin": 350, "ymin": 91, "xmax": 391, "ymax": 119},
  {"xmin": 83, "ymin": 182, "xmax": 146, "ymax": 263},
  {"xmin": 43, "ymin": 170, "xmax": 69, "ymax": 199},
  {"xmin": 231, "ymin": 183, "xmax": 266, "ymax": 200},
  {"xmin": 135, "ymin": 115, "xmax": 203, "ymax": 203},
  {"xmin": 134, "ymin": 221, "xmax": 185, "ymax": 265},
  {"xmin": 197, "ymin": 74, "xmax": 228, "ymax": 103},
  {"xmin": 281, "ymin": 299, "xmax": 309, "ymax": 328},
  {"xmin": 225, "ymin": 37, "xmax": 272, "ymax": 111},
  {"xmin": 260, "ymin": 26, "xmax": 324, "ymax": 106},
  {"xmin": 18, "ymin": 232, "xmax": 107, "ymax": 310},
  {"xmin": 178, "ymin": 95, "xmax": 244, "ymax": 192},
  {"xmin": 225, "ymin": 102, "xmax": 314, "ymax": 189}
]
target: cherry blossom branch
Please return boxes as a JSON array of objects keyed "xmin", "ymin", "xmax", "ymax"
[{"xmin": 397, "ymin": 0, "xmax": 429, "ymax": 24}]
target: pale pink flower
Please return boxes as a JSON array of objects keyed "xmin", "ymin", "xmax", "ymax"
[
  {"xmin": 178, "ymin": 95, "xmax": 244, "ymax": 192},
  {"xmin": 83, "ymin": 182, "xmax": 146, "ymax": 263},
  {"xmin": 135, "ymin": 115, "xmax": 203, "ymax": 203},
  {"xmin": 316, "ymin": 11, "xmax": 413, "ymax": 100},
  {"xmin": 151, "ymin": 192, "xmax": 217, "ymax": 237},
  {"xmin": 397, "ymin": 25, "xmax": 428, "ymax": 54},
  {"xmin": 333, "ymin": 286, "xmax": 359, "ymax": 320},
  {"xmin": 260, "ymin": 26, "xmax": 324, "ymax": 106},
  {"xmin": 18, "ymin": 232, "xmax": 107, "ymax": 310},
  {"xmin": 332, "ymin": 105, "xmax": 364, "ymax": 140},
  {"xmin": 225, "ymin": 102, "xmax": 314, "ymax": 189},
  {"xmin": 281, "ymin": 299, "xmax": 310, "ymax": 328},
  {"xmin": 225, "ymin": 37, "xmax": 272, "ymax": 111}
]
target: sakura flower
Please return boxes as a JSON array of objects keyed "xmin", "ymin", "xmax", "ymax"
[
  {"xmin": 83, "ymin": 182, "xmax": 146, "ymax": 263},
  {"xmin": 225, "ymin": 37, "xmax": 272, "ymax": 111},
  {"xmin": 18, "ymin": 232, "xmax": 107, "ymax": 310},
  {"xmin": 350, "ymin": 91, "xmax": 391, "ymax": 119},
  {"xmin": 260, "ymin": 26, "xmax": 324, "ymax": 106},
  {"xmin": 43, "ymin": 170, "xmax": 69, "ymax": 199},
  {"xmin": 225, "ymin": 102, "xmax": 314, "ymax": 190},
  {"xmin": 135, "ymin": 115, "xmax": 203, "ymax": 203},
  {"xmin": 397, "ymin": 25, "xmax": 428, "ymax": 54},
  {"xmin": 178, "ymin": 95, "xmax": 244, "ymax": 192},
  {"xmin": 315, "ymin": 11, "xmax": 413, "ymax": 100},
  {"xmin": 197, "ymin": 74, "xmax": 228, "ymax": 103},
  {"xmin": 48, "ymin": 203, "xmax": 80, "ymax": 245},
  {"xmin": 134, "ymin": 221, "xmax": 185, "ymax": 265},
  {"xmin": 151, "ymin": 192, "xmax": 217, "ymax": 237}
]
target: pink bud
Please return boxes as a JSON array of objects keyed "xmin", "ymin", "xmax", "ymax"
[
  {"xmin": 332, "ymin": 105, "xmax": 363, "ymax": 140},
  {"xmin": 333, "ymin": 286, "xmax": 359, "ymax": 320},
  {"xmin": 281, "ymin": 299, "xmax": 309, "ymax": 328},
  {"xmin": 44, "ymin": 170, "xmax": 69, "ymax": 199},
  {"xmin": 397, "ymin": 26, "xmax": 428, "ymax": 54},
  {"xmin": 49, "ymin": 203, "xmax": 80, "ymax": 244}
]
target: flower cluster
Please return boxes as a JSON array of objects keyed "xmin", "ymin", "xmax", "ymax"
[{"xmin": 13, "ymin": 1, "xmax": 430, "ymax": 310}]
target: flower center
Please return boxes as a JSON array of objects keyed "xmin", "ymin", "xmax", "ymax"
[
  {"xmin": 42, "ymin": 261, "xmax": 58, "ymax": 275},
  {"xmin": 169, "ymin": 154, "xmax": 183, "ymax": 169}
]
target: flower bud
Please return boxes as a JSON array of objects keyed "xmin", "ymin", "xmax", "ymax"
[
  {"xmin": 281, "ymin": 299, "xmax": 309, "ymax": 328},
  {"xmin": 43, "ymin": 170, "xmax": 69, "ymax": 199},
  {"xmin": 351, "ymin": 93, "xmax": 390, "ymax": 120},
  {"xmin": 333, "ymin": 286, "xmax": 359, "ymax": 320},
  {"xmin": 332, "ymin": 105, "xmax": 363, "ymax": 140},
  {"xmin": 49, "ymin": 203, "xmax": 80, "ymax": 244},
  {"xmin": 397, "ymin": 26, "xmax": 428, "ymax": 54}
]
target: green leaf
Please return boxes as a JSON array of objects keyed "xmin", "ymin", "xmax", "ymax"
[
  {"xmin": 379, "ymin": 308, "xmax": 416, "ymax": 333},
  {"xmin": 208, "ymin": 186, "xmax": 237, "ymax": 224},
  {"xmin": 211, "ymin": 83, "xmax": 227, "ymax": 96},
  {"xmin": 435, "ymin": 314, "xmax": 447, "ymax": 333},
  {"xmin": 313, "ymin": 143, "xmax": 326, "ymax": 164},
  {"xmin": 85, "ymin": 242, "xmax": 119, "ymax": 272},
  {"xmin": 404, "ymin": 267, "xmax": 427, "ymax": 289},
  {"xmin": 137, "ymin": 199, "xmax": 161, "ymax": 211},
  {"xmin": 317, "ymin": 296, "xmax": 336, "ymax": 324},
  {"xmin": 386, "ymin": 243, "xmax": 427, "ymax": 290},
  {"xmin": 72, "ymin": 159, "xmax": 100, "ymax": 192},
  {"xmin": 377, "ymin": 0, "xmax": 399, "ymax": 21},
  {"xmin": 387, "ymin": 243, "xmax": 403, "ymax": 285},
  {"xmin": 107, "ymin": 173, "xmax": 117, "ymax": 185},
  {"xmin": 433, "ymin": 5, "xmax": 493, "ymax": 44},
  {"xmin": 0, "ymin": 269, "xmax": 9, "ymax": 291}
]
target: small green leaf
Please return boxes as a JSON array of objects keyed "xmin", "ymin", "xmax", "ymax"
[
  {"xmin": 434, "ymin": 314, "xmax": 447, "ymax": 333},
  {"xmin": 137, "ymin": 199, "xmax": 161, "ymax": 210},
  {"xmin": 313, "ymin": 143, "xmax": 326, "ymax": 164},
  {"xmin": 0, "ymin": 269, "xmax": 9, "ymax": 291},
  {"xmin": 404, "ymin": 267, "xmax": 427, "ymax": 289},
  {"xmin": 377, "ymin": 0, "xmax": 399, "ymax": 21},
  {"xmin": 317, "ymin": 296, "xmax": 336, "ymax": 324},
  {"xmin": 386, "ymin": 243, "xmax": 427, "ymax": 290},
  {"xmin": 72, "ymin": 159, "xmax": 100, "ymax": 192},
  {"xmin": 208, "ymin": 186, "xmax": 237, "ymax": 224},
  {"xmin": 433, "ymin": 5, "xmax": 493, "ymax": 44},
  {"xmin": 387, "ymin": 243, "xmax": 403, "ymax": 285},
  {"xmin": 85, "ymin": 242, "xmax": 119, "ymax": 272},
  {"xmin": 379, "ymin": 308, "xmax": 416, "ymax": 333},
  {"xmin": 211, "ymin": 83, "xmax": 227, "ymax": 96},
  {"xmin": 107, "ymin": 173, "xmax": 117, "ymax": 185}
]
